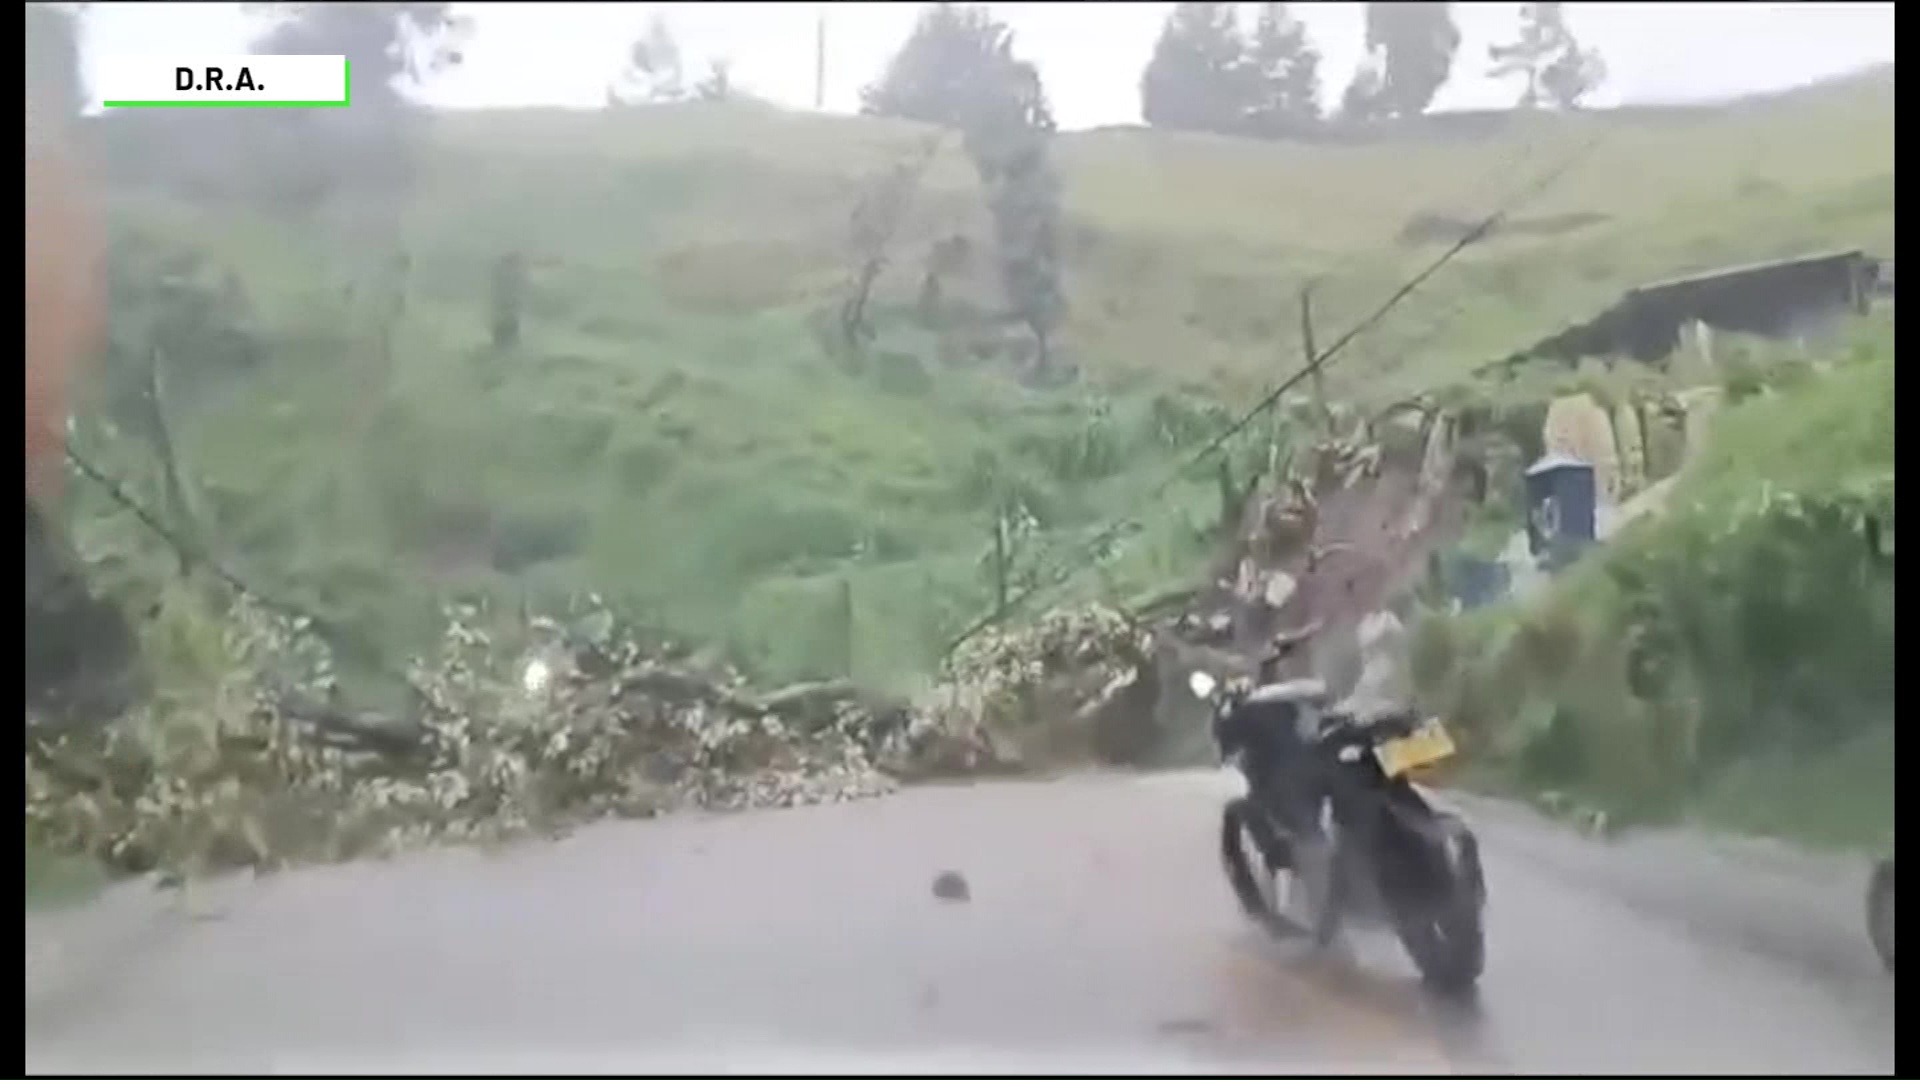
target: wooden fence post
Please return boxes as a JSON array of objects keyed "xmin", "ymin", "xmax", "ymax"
[
  {"xmin": 837, "ymin": 574, "xmax": 855, "ymax": 679},
  {"xmin": 991, "ymin": 508, "xmax": 1010, "ymax": 621}
]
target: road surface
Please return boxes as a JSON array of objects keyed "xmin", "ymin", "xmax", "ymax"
[{"xmin": 24, "ymin": 770, "xmax": 1896, "ymax": 1074}]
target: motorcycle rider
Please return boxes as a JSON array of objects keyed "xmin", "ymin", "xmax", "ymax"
[
  {"xmin": 1223, "ymin": 595, "xmax": 1418, "ymax": 934},
  {"xmin": 1231, "ymin": 591, "xmax": 1416, "ymax": 808},
  {"xmin": 1338, "ymin": 596, "xmax": 1416, "ymax": 725}
]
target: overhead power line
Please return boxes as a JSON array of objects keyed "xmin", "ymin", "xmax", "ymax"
[{"xmin": 940, "ymin": 130, "xmax": 1610, "ymax": 660}]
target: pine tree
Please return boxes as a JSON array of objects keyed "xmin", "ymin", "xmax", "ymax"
[
  {"xmin": 862, "ymin": 3, "xmax": 1010, "ymax": 127},
  {"xmin": 1488, "ymin": 2, "xmax": 1605, "ymax": 110},
  {"xmin": 1140, "ymin": 2, "xmax": 1250, "ymax": 134},
  {"xmin": 613, "ymin": 15, "xmax": 687, "ymax": 104},
  {"xmin": 1243, "ymin": 2, "xmax": 1322, "ymax": 137},
  {"xmin": 1538, "ymin": 19, "xmax": 1607, "ymax": 109},
  {"xmin": 866, "ymin": 4, "xmax": 1067, "ymax": 377},
  {"xmin": 1342, "ymin": 2, "xmax": 1460, "ymax": 121}
]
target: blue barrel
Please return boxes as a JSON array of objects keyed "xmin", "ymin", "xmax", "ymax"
[{"xmin": 1524, "ymin": 454, "xmax": 1597, "ymax": 568}]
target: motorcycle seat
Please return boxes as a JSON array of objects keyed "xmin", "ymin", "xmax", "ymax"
[
  {"xmin": 1245, "ymin": 678, "xmax": 1329, "ymax": 705},
  {"xmin": 1321, "ymin": 708, "xmax": 1423, "ymax": 741}
]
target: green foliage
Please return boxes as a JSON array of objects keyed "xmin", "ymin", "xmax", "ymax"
[
  {"xmin": 1418, "ymin": 340, "xmax": 1895, "ymax": 848},
  {"xmin": 1140, "ymin": 3, "xmax": 1252, "ymax": 135},
  {"xmin": 1344, "ymin": 2, "xmax": 1462, "ymax": 121},
  {"xmin": 63, "ymin": 70, "xmax": 1893, "ymax": 711},
  {"xmin": 979, "ymin": 135, "xmax": 1066, "ymax": 374},
  {"xmin": 28, "ymin": 584, "xmax": 1154, "ymax": 884},
  {"xmin": 249, "ymin": 3, "xmax": 467, "ymax": 105},
  {"xmin": 861, "ymin": 3, "xmax": 1024, "ymax": 128},
  {"xmin": 27, "ymin": 839, "xmax": 107, "ymax": 910},
  {"xmin": 611, "ymin": 15, "xmax": 687, "ymax": 105},
  {"xmin": 1243, "ymin": 3, "xmax": 1324, "ymax": 135},
  {"xmin": 1139, "ymin": 2, "xmax": 1322, "ymax": 138},
  {"xmin": 98, "ymin": 232, "xmax": 261, "ymax": 421},
  {"xmin": 692, "ymin": 59, "xmax": 736, "ymax": 104},
  {"xmin": 863, "ymin": 3, "xmax": 1065, "ymax": 374},
  {"xmin": 28, "ymin": 595, "xmax": 795, "ymax": 878},
  {"xmin": 1487, "ymin": 2, "xmax": 1607, "ymax": 111}
]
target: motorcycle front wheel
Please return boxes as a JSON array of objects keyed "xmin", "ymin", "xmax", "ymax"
[
  {"xmin": 1220, "ymin": 797, "xmax": 1289, "ymax": 934},
  {"xmin": 1219, "ymin": 798, "xmax": 1337, "ymax": 943}
]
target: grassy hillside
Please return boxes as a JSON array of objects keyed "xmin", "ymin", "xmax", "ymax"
[{"xmin": 68, "ymin": 68, "xmax": 1895, "ymax": 693}]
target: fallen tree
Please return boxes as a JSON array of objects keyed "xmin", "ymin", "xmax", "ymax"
[
  {"xmin": 24, "ymin": 591, "xmax": 1045, "ymax": 879},
  {"xmin": 25, "ymin": 392, "xmax": 1519, "ymax": 884}
]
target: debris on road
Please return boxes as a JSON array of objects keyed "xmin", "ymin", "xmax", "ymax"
[
  {"xmin": 25, "ymin": 595, "xmax": 917, "ymax": 874},
  {"xmin": 24, "ymin": 595, "xmax": 1127, "ymax": 883},
  {"xmin": 931, "ymin": 870, "xmax": 971, "ymax": 902}
]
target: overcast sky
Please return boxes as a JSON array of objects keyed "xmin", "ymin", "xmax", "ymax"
[{"xmin": 77, "ymin": 2, "xmax": 1896, "ymax": 129}]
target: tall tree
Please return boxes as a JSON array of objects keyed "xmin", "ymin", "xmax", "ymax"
[
  {"xmin": 249, "ymin": 3, "xmax": 466, "ymax": 110},
  {"xmin": 867, "ymin": 4, "xmax": 1067, "ymax": 377},
  {"xmin": 247, "ymin": 4, "xmax": 466, "ymax": 433},
  {"xmin": 611, "ymin": 15, "xmax": 687, "ymax": 104},
  {"xmin": 1139, "ymin": 2, "xmax": 1249, "ymax": 134},
  {"xmin": 1339, "ymin": 53, "xmax": 1388, "ymax": 122},
  {"xmin": 692, "ymin": 57, "xmax": 736, "ymax": 103},
  {"xmin": 1488, "ymin": 2, "xmax": 1605, "ymax": 109},
  {"xmin": 1242, "ymin": 2, "xmax": 1323, "ymax": 136},
  {"xmin": 243, "ymin": 2, "xmax": 468, "ymax": 192},
  {"xmin": 968, "ymin": 57, "xmax": 1064, "ymax": 375},
  {"xmin": 1537, "ymin": 12, "xmax": 1607, "ymax": 109},
  {"xmin": 1342, "ymin": 2, "xmax": 1460, "ymax": 121},
  {"xmin": 840, "ymin": 136, "xmax": 944, "ymax": 359},
  {"xmin": 862, "ymin": 3, "xmax": 1012, "ymax": 127}
]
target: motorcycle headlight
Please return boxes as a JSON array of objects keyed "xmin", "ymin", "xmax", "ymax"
[
  {"xmin": 1188, "ymin": 670, "xmax": 1218, "ymax": 700},
  {"xmin": 521, "ymin": 657, "xmax": 553, "ymax": 696}
]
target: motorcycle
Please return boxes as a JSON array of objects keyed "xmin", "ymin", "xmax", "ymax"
[
  {"xmin": 1868, "ymin": 857, "xmax": 1894, "ymax": 973},
  {"xmin": 1190, "ymin": 652, "xmax": 1487, "ymax": 992}
]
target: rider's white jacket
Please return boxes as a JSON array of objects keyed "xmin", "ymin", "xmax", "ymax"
[{"xmin": 1339, "ymin": 609, "xmax": 1413, "ymax": 723}]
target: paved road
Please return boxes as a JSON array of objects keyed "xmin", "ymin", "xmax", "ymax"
[{"xmin": 23, "ymin": 770, "xmax": 1896, "ymax": 1074}]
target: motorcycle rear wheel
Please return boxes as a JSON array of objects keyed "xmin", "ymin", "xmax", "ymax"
[
  {"xmin": 1868, "ymin": 859, "xmax": 1894, "ymax": 974},
  {"xmin": 1390, "ymin": 814, "xmax": 1486, "ymax": 993}
]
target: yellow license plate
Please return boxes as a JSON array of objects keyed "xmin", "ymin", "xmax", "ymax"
[{"xmin": 1373, "ymin": 718, "xmax": 1457, "ymax": 779}]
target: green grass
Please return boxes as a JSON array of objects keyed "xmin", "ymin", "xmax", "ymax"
[
  {"xmin": 26, "ymin": 840, "xmax": 110, "ymax": 911},
  {"xmin": 66, "ymin": 67, "xmax": 1895, "ymax": 693},
  {"xmin": 1691, "ymin": 723, "xmax": 1895, "ymax": 854},
  {"xmin": 1676, "ymin": 328, "xmax": 1897, "ymax": 503}
]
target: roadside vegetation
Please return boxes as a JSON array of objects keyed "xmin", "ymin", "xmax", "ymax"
[
  {"xmin": 1414, "ymin": 318, "xmax": 1895, "ymax": 852},
  {"xmin": 25, "ymin": 2, "xmax": 1895, "ymax": 897}
]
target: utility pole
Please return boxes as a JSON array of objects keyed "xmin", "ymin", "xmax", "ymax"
[{"xmin": 814, "ymin": 6, "xmax": 827, "ymax": 111}]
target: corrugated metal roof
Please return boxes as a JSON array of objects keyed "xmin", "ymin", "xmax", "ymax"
[{"xmin": 1625, "ymin": 249, "xmax": 1869, "ymax": 298}]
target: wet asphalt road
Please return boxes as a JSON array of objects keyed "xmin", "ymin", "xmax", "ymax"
[{"xmin": 23, "ymin": 770, "xmax": 1897, "ymax": 1075}]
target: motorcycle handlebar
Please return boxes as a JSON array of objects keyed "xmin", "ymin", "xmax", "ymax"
[{"xmin": 1258, "ymin": 619, "xmax": 1324, "ymax": 668}]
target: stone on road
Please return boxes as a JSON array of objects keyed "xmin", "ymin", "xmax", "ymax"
[{"xmin": 23, "ymin": 770, "xmax": 1895, "ymax": 1075}]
